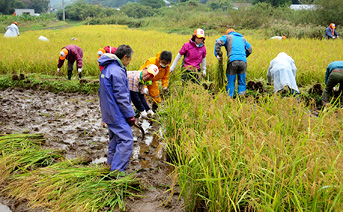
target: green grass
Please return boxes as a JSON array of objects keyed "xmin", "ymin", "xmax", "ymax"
[
  {"xmin": 160, "ymin": 82, "xmax": 343, "ymax": 211},
  {"xmin": 0, "ymin": 134, "xmax": 142, "ymax": 211},
  {"xmin": 0, "ymin": 74, "xmax": 99, "ymax": 94}
]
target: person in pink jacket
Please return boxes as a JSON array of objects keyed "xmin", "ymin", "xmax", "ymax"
[
  {"xmin": 97, "ymin": 46, "xmax": 117, "ymax": 71},
  {"xmin": 57, "ymin": 45, "xmax": 83, "ymax": 80},
  {"xmin": 170, "ymin": 28, "xmax": 207, "ymax": 84}
]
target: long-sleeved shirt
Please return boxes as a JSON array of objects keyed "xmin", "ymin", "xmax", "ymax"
[
  {"xmin": 324, "ymin": 27, "xmax": 339, "ymax": 38},
  {"xmin": 214, "ymin": 32, "xmax": 252, "ymax": 63},
  {"xmin": 325, "ymin": 61, "xmax": 343, "ymax": 84},
  {"xmin": 57, "ymin": 45, "xmax": 83, "ymax": 69}
]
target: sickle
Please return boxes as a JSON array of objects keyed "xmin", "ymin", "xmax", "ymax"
[{"xmin": 133, "ymin": 123, "xmax": 145, "ymax": 141}]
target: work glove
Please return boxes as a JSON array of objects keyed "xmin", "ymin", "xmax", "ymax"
[
  {"xmin": 57, "ymin": 68, "xmax": 60, "ymax": 72},
  {"xmin": 126, "ymin": 116, "xmax": 136, "ymax": 126},
  {"xmin": 216, "ymin": 56, "xmax": 222, "ymax": 61},
  {"xmin": 143, "ymin": 87, "xmax": 149, "ymax": 95},
  {"xmin": 217, "ymin": 50, "xmax": 223, "ymax": 57},
  {"xmin": 146, "ymin": 109, "xmax": 154, "ymax": 118},
  {"xmin": 170, "ymin": 68, "xmax": 174, "ymax": 73},
  {"xmin": 162, "ymin": 87, "xmax": 169, "ymax": 94},
  {"xmin": 202, "ymin": 69, "xmax": 206, "ymax": 77},
  {"xmin": 77, "ymin": 68, "xmax": 82, "ymax": 74},
  {"xmin": 140, "ymin": 110, "xmax": 147, "ymax": 119}
]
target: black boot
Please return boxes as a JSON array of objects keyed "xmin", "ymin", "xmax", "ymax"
[
  {"xmin": 152, "ymin": 102, "xmax": 158, "ymax": 112},
  {"xmin": 68, "ymin": 70, "xmax": 73, "ymax": 80}
]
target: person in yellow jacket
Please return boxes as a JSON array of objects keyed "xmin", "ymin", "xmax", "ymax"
[{"xmin": 139, "ymin": 51, "xmax": 172, "ymax": 112}]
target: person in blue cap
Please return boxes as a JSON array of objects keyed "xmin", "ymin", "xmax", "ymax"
[
  {"xmin": 214, "ymin": 28, "xmax": 252, "ymax": 98},
  {"xmin": 98, "ymin": 44, "xmax": 136, "ymax": 174}
]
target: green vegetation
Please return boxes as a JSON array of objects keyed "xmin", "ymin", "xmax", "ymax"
[
  {"xmin": 0, "ymin": 74, "xmax": 99, "ymax": 94},
  {"xmin": 0, "ymin": 134, "xmax": 141, "ymax": 211},
  {"xmin": 160, "ymin": 83, "xmax": 343, "ymax": 211}
]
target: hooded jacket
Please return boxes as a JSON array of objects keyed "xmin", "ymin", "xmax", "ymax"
[
  {"xmin": 139, "ymin": 52, "xmax": 170, "ymax": 88},
  {"xmin": 214, "ymin": 32, "xmax": 252, "ymax": 63},
  {"xmin": 267, "ymin": 52, "xmax": 299, "ymax": 93},
  {"xmin": 179, "ymin": 39, "xmax": 206, "ymax": 69},
  {"xmin": 98, "ymin": 53, "xmax": 135, "ymax": 124},
  {"xmin": 57, "ymin": 45, "xmax": 83, "ymax": 69}
]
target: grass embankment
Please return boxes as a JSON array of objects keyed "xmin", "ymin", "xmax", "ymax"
[
  {"xmin": 0, "ymin": 134, "xmax": 141, "ymax": 211},
  {"xmin": 159, "ymin": 82, "xmax": 343, "ymax": 211},
  {"xmin": 0, "ymin": 74, "xmax": 99, "ymax": 94}
]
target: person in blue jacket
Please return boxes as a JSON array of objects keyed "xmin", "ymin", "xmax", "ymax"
[
  {"xmin": 322, "ymin": 61, "xmax": 343, "ymax": 104},
  {"xmin": 324, "ymin": 23, "xmax": 339, "ymax": 39},
  {"xmin": 214, "ymin": 28, "xmax": 252, "ymax": 97},
  {"xmin": 98, "ymin": 45, "xmax": 136, "ymax": 173}
]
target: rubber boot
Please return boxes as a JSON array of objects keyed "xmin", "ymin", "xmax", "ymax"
[
  {"xmin": 68, "ymin": 70, "xmax": 73, "ymax": 80},
  {"xmin": 152, "ymin": 102, "xmax": 158, "ymax": 112}
]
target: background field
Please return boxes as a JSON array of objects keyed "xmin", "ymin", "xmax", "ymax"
[{"xmin": 1, "ymin": 25, "xmax": 342, "ymax": 87}]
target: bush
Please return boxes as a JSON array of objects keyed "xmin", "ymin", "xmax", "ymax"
[{"xmin": 120, "ymin": 3, "xmax": 154, "ymax": 19}]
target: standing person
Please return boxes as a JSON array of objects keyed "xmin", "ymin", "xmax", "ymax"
[
  {"xmin": 267, "ymin": 52, "xmax": 299, "ymax": 95},
  {"xmin": 4, "ymin": 22, "xmax": 20, "ymax": 38},
  {"xmin": 170, "ymin": 28, "xmax": 207, "ymax": 84},
  {"xmin": 215, "ymin": 28, "xmax": 252, "ymax": 97},
  {"xmin": 57, "ymin": 45, "xmax": 83, "ymax": 80},
  {"xmin": 324, "ymin": 23, "xmax": 339, "ymax": 39},
  {"xmin": 321, "ymin": 61, "xmax": 343, "ymax": 104},
  {"xmin": 127, "ymin": 64, "xmax": 159, "ymax": 118},
  {"xmin": 97, "ymin": 46, "xmax": 117, "ymax": 71},
  {"xmin": 98, "ymin": 45, "xmax": 136, "ymax": 173},
  {"xmin": 139, "ymin": 51, "xmax": 172, "ymax": 112}
]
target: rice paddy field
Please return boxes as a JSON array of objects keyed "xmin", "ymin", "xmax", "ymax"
[{"xmin": 1, "ymin": 25, "xmax": 343, "ymax": 211}]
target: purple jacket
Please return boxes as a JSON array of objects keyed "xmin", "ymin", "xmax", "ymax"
[
  {"xmin": 57, "ymin": 45, "xmax": 83, "ymax": 68},
  {"xmin": 179, "ymin": 39, "xmax": 206, "ymax": 69}
]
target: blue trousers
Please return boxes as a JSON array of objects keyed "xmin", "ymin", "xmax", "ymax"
[
  {"xmin": 226, "ymin": 61, "xmax": 247, "ymax": 97},
  {"xmin": 107, "ymin": 123, "xmax": 133, "ymax": 172}
]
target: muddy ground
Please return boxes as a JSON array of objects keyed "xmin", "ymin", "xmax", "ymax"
[{"xmin": 0, "ymin": 87, "xmax": 184, "ymax": 212}]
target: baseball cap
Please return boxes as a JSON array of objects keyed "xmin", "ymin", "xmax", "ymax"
[
  {"xmin": 330, "ymin": 23, "xmax": 336, "ymax": 29},
  {"xmin": 194, "ymin": 28, "xmax": 205, "ymax": 39},
  {"xmin": 60, "ymin": 48, "xmax": 68, "ymax": 60},
  {"xmin": 97, "ymin": 48, "xmax": 106, "ymax": 58},
  {"xmin": 146, "ymin": 64, "xmax": 159, "ymax": 77},
  {"xmin": 226, "ymin": 28, "xmax": 235, "ymax": 35}
]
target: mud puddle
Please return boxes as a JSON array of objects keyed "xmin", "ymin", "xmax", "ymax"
[{"xmin": 0, "ymin": 87, "xmax": 184, "ymax": 212}]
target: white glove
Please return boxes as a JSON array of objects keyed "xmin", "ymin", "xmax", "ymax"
[
  {"xmin": 202, "ymin": 69, "xmax": 206, "ymax": 77},
  {"xmin": 147, "ymin": 109, "xmax": 154, "ymax": 118},
  {"xmin": 216, "ymin": 56, "xmax": 222, "ymax": 61},
  {"xmin": 162, "ymin": 87, "xmax": 168, "ymax": 92},
  {"xmin": 140, "ymin": 110, "xmax": 147, "ymax": 119},
  {"xmin": 143, "ymin": 87, "xmax": 149, "ymax": 95},
  {"xmin": 77, "ymin": 68, "xmax": 82, "ymax": 73},
  {"xmin": 170, "ymin": 68, "xmax": 174, "ymax": 73},
  {"xmin": 332, "ymin": 36, "xmax": 336, "ymax": 39},
  {"xmin": 57, "ymin": 68, "xmax": 60, "ymax": 72}
]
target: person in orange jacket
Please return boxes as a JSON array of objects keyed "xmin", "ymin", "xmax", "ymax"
[{"xmin": 139, "ymin": 51, "xmax": 172, "ymax": 111}]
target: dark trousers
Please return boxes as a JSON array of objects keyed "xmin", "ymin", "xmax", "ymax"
[
  {"xmin": 130, "ymin": 91, "xmax": 150, "ymax": 112},
  {"xmin": 67, "ymin": 60, "xmax": 81, "ymax": 80},
  {"xmin": 181, "ymin": 68, "xmax": 201, "ymax": 85}
]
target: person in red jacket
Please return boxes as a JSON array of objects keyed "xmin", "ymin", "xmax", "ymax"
[
  {"xmin": 97, "ymin": 46, "xmax": 117, "ymax": 71},
  {"xmin": 57, "ymin": 45, "xmax": 83, "ymax": 80}
]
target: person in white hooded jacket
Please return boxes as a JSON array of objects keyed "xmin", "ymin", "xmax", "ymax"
[
  {"xmin": 267, "ymin": 52, "xmax": 299, "ymax": 95},
  {"xmin": 4, "ymin": 22, "xmax": 20, "ymax": 38}
]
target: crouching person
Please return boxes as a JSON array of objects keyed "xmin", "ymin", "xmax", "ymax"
[
  {"xmin": 127, "ymin": 64, "xmax": 159, "ymax": 119},
  {"xmin": 322, "ymin": 61, "xmax": 343, "ymax": 104},
  {"xmin": 267, "ymin": 52, "xmax": 299, "ymax": 96},
  {"xmin": 98, "ymin": 45, "xmax": 136, "ymax": 174}
]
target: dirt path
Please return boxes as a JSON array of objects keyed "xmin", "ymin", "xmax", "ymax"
[{"xmin": 0, "ymin": 87, "xmax": 184, "ymax": 212}]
